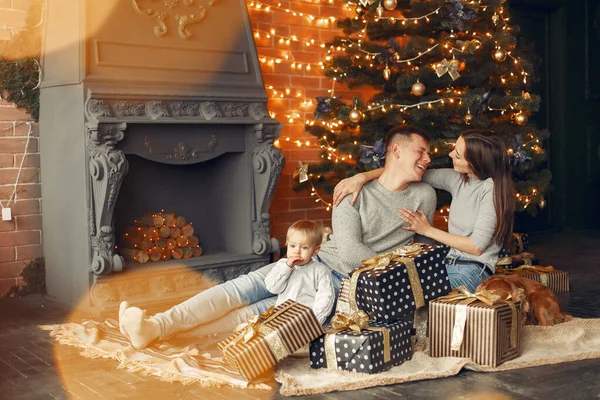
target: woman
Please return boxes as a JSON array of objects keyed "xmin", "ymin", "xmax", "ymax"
[{"xmin": 333, "ymin": 129, "xmax": 515, "ymax": 292}]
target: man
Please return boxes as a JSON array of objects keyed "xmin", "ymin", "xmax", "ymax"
[
  {"xmin": 119, "ymin": 125, "xmax": 436, "ymax": 348},
  {"xmin": 318, "ymin": 125, "xmax": 436, "ymax": 276}
]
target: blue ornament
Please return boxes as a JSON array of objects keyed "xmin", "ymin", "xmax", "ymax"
[
  {"xmin": 447, "ymin": 0, "xmax": 476, "ymax": 31},
  {"xmin": 316, "ymin": 96, "xmax": 333, "ymax": 113},
  {"xmin": 508, "ymin": 135, "xmax": 532, "ymax": 167},
  {"xmin": 360, "ymin": 139, "xmax": 386, "ymax": 168}
]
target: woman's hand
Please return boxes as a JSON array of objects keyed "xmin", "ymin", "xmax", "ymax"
[
  {"xmin": 398, "ymin": 208, "xmax": 431, "ymax": 236},
  {"xmin": 333, "ymin": 174, "xmax": 367, "ymax": 206}
]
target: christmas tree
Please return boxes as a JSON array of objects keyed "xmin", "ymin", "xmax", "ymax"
[{"xmin": 299, "ymin": 0, "xmax": 551, "ymax": 214}]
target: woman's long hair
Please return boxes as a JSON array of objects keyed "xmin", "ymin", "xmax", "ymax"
[{"xmin": 460, "ymin": 130, "xmax": 515, "ymax": 247}]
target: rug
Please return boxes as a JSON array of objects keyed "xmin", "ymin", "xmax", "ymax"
[{"xmin": 46, "ymin": 318, "xmax": 600, "ymax": 396}]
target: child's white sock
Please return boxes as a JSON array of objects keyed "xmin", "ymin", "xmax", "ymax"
[{"xmin": 118, "ymin": 301, "xmax": 160, "ymax": 350}]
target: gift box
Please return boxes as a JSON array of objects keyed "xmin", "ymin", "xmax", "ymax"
[
  {"xmin": 429, "ymin": 287, "xmax": 521, "ymax": 367},
  {"xmin": 336, "ymin": 243, "xmax": 451, "ymax": 322},
  {"xmin": 495, "ymin": 265, "xmax": 569, "ymax": 292},
  {"xmin": 497, "ymin": 252, "xmax": 539, "ymax": 269},
  {"xmin": 513, "ymin": 233, "xmax": 529, "ymax": 254},
  {"xmin": 217, "ymin": 300, "xmax": 324, "ymax": 381},
  {"xmin": 497, "ymin": 233, "xmax": 530, "ymax": 265},
  {"xmin": 310, "ymin": 311, "xmax": 413, "ymax": 374}
]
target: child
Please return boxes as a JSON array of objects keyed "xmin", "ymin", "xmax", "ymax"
[{"xmin": 264, "ymin": 220, "xmax": 335, "ymax": 325}]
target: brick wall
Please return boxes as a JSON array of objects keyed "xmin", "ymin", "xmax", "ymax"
[
  {"xmin": 0, "ymin": 0, "xmax": 41, "ymax": 297},
  {"xmin": 248, "ymin": 1, "xmax": 360, "ymax": 244}
]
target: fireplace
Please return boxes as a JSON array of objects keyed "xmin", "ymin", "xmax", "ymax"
[{"xmin": 39, "ymin": 0, "xmax": 283, "ymax": 312}]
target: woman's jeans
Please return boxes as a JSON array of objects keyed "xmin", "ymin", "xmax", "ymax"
[
  {"xmin": 444, "ymin": 256, "xmax": 491, "ymax": 293},
  {"xmin": 151, "ymin": 261, "xmax": 344, "ymax": 339}
]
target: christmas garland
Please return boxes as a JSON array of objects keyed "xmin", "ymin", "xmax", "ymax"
[{"xmin": 0, "ymin": 0, "xmax": 42, "ymax": 120}]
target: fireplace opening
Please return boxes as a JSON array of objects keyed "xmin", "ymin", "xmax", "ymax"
[{"xmin": 113, "ymin": 151, "xmax": 253, "ymax": 268}]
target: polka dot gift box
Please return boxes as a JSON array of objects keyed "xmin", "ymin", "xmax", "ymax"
[
  {"xmin": 336, "ymin": 243, "xmax": 451, "ymax": 323},
  {"xmin": 309, "ymin": 313, "xmax": 413, "ymax": 374}
]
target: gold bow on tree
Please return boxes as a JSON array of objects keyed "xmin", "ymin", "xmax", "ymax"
[
  {"xmin": 435, "ymin": 58, "xmax": 460, "ymax": 81},
  {"xmin": 293, "ymin": 161, "xmax": 309, "ymax": 183}
]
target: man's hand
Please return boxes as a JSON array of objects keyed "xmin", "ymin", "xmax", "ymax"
[
  {"xmin": 333, "ymin": 174, "xmax": 367, "ymax": 206},
  {"xmin": 286, "ymin": 255, "xmax": 303, "ymax": 268},
  {"xmin": 398, "ymin": 208, "xmax": 432, "ymax": 236}
]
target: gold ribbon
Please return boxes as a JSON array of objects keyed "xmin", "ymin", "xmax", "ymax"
[
  {"xmin": 293, "ymin": 161, "xmax": 308, "ymax": 183},
  {"xmin": 435, "ymin": 58, "xmax": 460, "ymax": 80},
  {"xmin": 222, "ymin": 301, "xmax": 296, "ymax": 360},
  {"xmin": 347, "ymin": 244, "xmax": 425, "ymax": 313},
  {"xmin": 496, "ymin": 265, "xmax": 554, "ymax": 288},
  {"xmin": 323, "ymin": 311, "xmax": 391, "ymax": 370},
  {"xmin": 513, "ymin": 233, "xmax": 525, "ymax": 252},
  {"xmin": 436, "ymin": 286, "xmax": 518, "ymax": 351}
]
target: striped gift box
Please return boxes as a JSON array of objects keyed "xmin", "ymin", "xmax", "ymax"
[
  {"xmin": 428, "ymin": 298, "xmax": 521, "ymax": 367},
  {"xmin": 217, "ymin": 300, "xmax": 324, "ymax": 381},
  {"xmin": 496, "ymin": 266, "xmax": 570, "ymax": 292}
]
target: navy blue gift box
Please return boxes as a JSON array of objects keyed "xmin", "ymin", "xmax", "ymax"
[{"xmin": 309, "ymin": 314, "xmax": 413, "ymax": 374}]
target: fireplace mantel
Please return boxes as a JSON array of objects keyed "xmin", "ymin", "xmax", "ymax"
[{"xmin": 40, "ymin": 0, "xmax": 284, "ymax": 311}]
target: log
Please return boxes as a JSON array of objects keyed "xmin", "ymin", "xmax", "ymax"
[
  {"xmin": 147, "ymin": 227, "xmax": 160, "ymax": 241},
  {"xmin": 156, "ymin": 239, "xmax": 167, "ymax": 250},
  {"xmin": 165, "ymin": 214, "xmax": 176, "ymax": 227},
  {"xmin": 162, "ymin": 248, "xmax": 172, "ymax": 261},
  {"xmin": 182, "ymin": 247, "xmax": 193, "ymax": 259},
  {"xmin": 192, "ymin": 246, "xmax": 203, "ymax": 257},
  {"xmin": 188, "ymin": 235, "xmax": 199, "ymax": 247},
  {"xmin": 159, "ymin": 226, "xmax": 172, "ymax": 238},
  {"xmin": 153, "ymin": 214, "xmax": 165, "ymax": 227},
  {"xmin": 170, "ymin": 227, "xmax": 181, "ymax": 239},
  {"xmin": 176, "ymin": 236, "xmax": 189, "ymax": 248},
  {"xmin": 166, "ymin": 238, "xmax": 177, "ymax": 250},
  {"xmin": 181, "ymin": 223, "xmax": 194, "ymax": 237},
  {"xmin": 140, "ymin": 238, "xmax": 153, "ymax": 251},
  {"xmin": 172, "ymin": 247, "xmax": 184, "ymax": 260},
  {"xmin": 149, "ymin": 247, "xmax": 162, "ymax": 262},
  {"xmin": 120, "ymin": 248, "xmax": 149, "ymax": 264},
  {"xmin": 175, "ymin": 216, "xmax": 187, "ymax": 228}
]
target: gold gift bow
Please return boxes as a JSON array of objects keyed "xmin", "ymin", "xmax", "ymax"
[
  {"xmin": 437, "ymin": 286, "xmax": 518, "ymax": 351},
  {"xmin": 324, "ymin": 311, "xmax": 391, "ymax": 370},
  {"xmin": 435, "ymin": 58, "xmax": 460, "ymax": 80},
  {"xmin": 221, "ymin": 301, "xmax": 296, "ymax": 360},
  {"xmin": 513, "ymin": 233, "xmax": 525, "ymax": 253},
  {"xmin": 496, "ymin": 265, "xmax": 554, "ymax": 287},
  {"xmin": 346, "ymin": 244, "xmax": 426, "ymax": 313}
]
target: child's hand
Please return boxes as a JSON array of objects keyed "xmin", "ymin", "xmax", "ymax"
[{"xmin": 286, "ymin": 255, "xmax": 303, "ymax": 268}]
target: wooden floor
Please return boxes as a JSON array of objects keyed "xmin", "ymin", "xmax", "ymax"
[{"xmin": 1, "ymin": 230, "xmax": 599, "ymax": 400}]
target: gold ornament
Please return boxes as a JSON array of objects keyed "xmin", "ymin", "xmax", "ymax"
[
  {"xmin": 376, "ymin": 4, "xmax": 384, "ymax": 17},
  {"xmin": 513, "ymin": 112, "xmax": 528, "ymax": 125},
  {"xmin": 435, "ymin": 58, "xmax": 460, "ymax": 80},
  {"xmin": 449, "ymin": 58, "xmax": 461, "ymax": 71},
  {"xmin": 293, "ymin": 161, "xmax": 309, "ymax": 183},
  {"xmin": 383, "ymin": 0, "xmax": 397, "ymax": 11},
  {"xmin": 383, "ymin": 64, "xmax": 391, "ymax": 81},
  {"xmin": 349, "ymin": 108, "xmax": 363, "ymax": 123},
  {"xmin": 355, "ymin": 4, "xmax": 366, "ymax": 16},
  {"xmin": 411, "ymin": 81, "xmax": 426, "ymax": 96},
  {"xmin": 538, "ymin": 199, "xmax": 546, "ymax": 209},
  {"xmin": 493, "ymin": 48, "xmax": 507, "ymax": 62},
  {"xmin": 464, "ymin": 110, "xmax": 474, "ymax": 125}
]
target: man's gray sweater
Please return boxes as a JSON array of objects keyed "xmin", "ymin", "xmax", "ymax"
[{"xmin": 318, "ymin": 180, "xmax": 437, "ymax": 276}]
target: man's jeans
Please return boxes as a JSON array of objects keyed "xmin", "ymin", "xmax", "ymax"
[
  {"xmin": 444, "ymin": 256, "xmax": 491, "ymax": 293},
  {"xmin": 151, "ymin": 261, "xmax": 343, "ymax": 339}
]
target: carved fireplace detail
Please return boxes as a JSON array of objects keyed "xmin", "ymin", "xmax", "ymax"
[{"xmin": 40, "ymin": 0, "xmax": 284, "ymax": 311}]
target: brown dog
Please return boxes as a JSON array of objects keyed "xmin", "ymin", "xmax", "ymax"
[{"xmin": 476, "ymin": 275, "xmax": 572, "ymax": 326}]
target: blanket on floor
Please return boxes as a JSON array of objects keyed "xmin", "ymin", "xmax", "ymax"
[{"xmin": 45, "ymin": 318, "xmax": 600, "ymax": 396}]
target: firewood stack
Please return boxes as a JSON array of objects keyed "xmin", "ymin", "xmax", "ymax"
[{"xmin": 120, "ymin": 211, "xmax": 203, "ymax": 263}]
